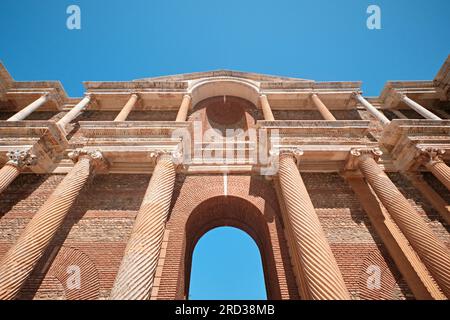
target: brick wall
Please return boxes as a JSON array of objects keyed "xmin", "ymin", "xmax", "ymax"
[
  {"xmin": 0, "ymin": 171, "xmax": 448, "ymax": 300},
  {"xmin": 0, "ymin": 174, "xmax": 148, "ymax": 300}
]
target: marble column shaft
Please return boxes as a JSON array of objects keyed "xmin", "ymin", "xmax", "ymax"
[
  {"xmin": 114, "ymin": 94, "xmax": 139, "ymax": 121},
  {"xmin": 357, "ymin": 154, "xmax": 450, "ymax": 297},
  {"xmin": 175, "ymin": 95, "xmax": 192, "ymax": 122},
  {"xmin": 260, "ymin": 95, "xmax": 275, "ymax": 121},
  {"xmin": 278, "ymin": 152, "xmax": 350, "ymax": 300},
  {"xmin": 110, "ymin": 154, "xmax": 176, "ymax": 300},
  {"xmin": 0, "ymin": 150, "xmax": 105, "ymax": 299},
  {"xmin": 311, "ymin": 94, "xmax": 336, "ymax": 121}
]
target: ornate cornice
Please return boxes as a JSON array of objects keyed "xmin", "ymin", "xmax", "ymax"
[
  {"xmin": 68, "ymin": 149, "xmax": 109, "ymax": 172},
  {"xmin": 6, "ymin": 150, "xmax": 38, "ymax": 168},
  {"xmin": 415, "ymin": 147, "xmax": 445, "ymax": 166}
]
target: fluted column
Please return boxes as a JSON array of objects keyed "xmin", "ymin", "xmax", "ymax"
[
  {"xmin": 110, "ymin": 151, "xmax": 178, "ymax": 300},
  {"xmin": 114, "ymin": 93, "xmax": 139, "ymax": 122},
  {"xmin": 260, "ymin": 95, "xmax": 275, "ymax": 121},
  {"xmin": 57, "ymin": 94, "xmax": 92, "ymax": 134},
  {"xmin": 0, "ymin": 150, "xmax": 37, "ymax": 194},
  {"xmin": 352, "ymin": 149, "xmax": 450, "ymax": 297},
  {"xmin": 0, "ymin": 149, "xmax": 107, "ymax": 299},
  {"xmin": 278, "ymin": 150, "xmax": 350, "ymax": 300},
  {"xmin": 311, "ymin": 94, "xmax": 336, "ymax": 121},
  {"xmin": 399, "ymin": 94, "xmax": 441, "ymax": 120},
  {"xmin": 416, "ymin": 147, "xmax": 450, "ymax": 191},
  {"xmin": 352, "ymin": 93, "xmax": 390, "ymax": 126},
  {"xmin": 175, "ymin": 94, "xmax": 192, "ymax": 122},
  {"xmin": 7, "ymin": 93, "xmax": 50, "ymax": 121}
]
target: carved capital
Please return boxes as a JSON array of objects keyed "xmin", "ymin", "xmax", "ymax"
[
  {"xmin": 351, "ymin": 91, "xmax": 363, "ymax": 100},
  {"xmin": 68, "ymin": 149, "xmax": 109, "ymax": 172},
  {"xmin": 345, "ymin": 148, "xmax": 383, "ymax": 171},
  {"xmin": 6, "ymin": 150, "xmax": 38, "ymax": 168},
  {"xmin": 415, "ymin": 147, "xmax": 445, "ymax": 166},
  {"xmin": 84, "ymin": 93, "xmax": 98, "ymax": 108},
  {"xmin": 149, "ymin": 149, "xmax": 184, "ymax": 169},
  {"xmin": 275, "ymin": 148, "xmax": 304, "ymax": 165}
]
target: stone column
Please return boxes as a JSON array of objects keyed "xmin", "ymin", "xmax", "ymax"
[
  {"xmin": 260, "ymin": 95, "xmax": 275, "ymax": 121},
  {"xmin": 311, "ymin": 93, "xmax": 336, "ymax": 121},
  {"xmin": 0, "ymin": 149, "xmax": 107, "ymax": 300},
  {"xmin": 399, "ymin": 94, "xmax": 441, "ymax": 120},
  {"xmin": 352, "ymin": 149, "xmax": 450, "ymax": 297},
  {"xmin": 175, "ymin": 94, "xmax": 192, "ymax": 122},
  {"xmin": 114, "ymin": 93, "xmax": 139, "ymax": 122},
  {"xmin": 277, "ymin": 149, "xmax": 350, "ymax": 300},
  {"xmin": 7, "ymin": 93, "xmax": 50, "ymax": 121},
  {"xmin": 352, "ymin": 93, "xmax": 390, "ymax": 126},
  {"xmin": 57, "ymin": 94, "xmax": 92, "ymax": 134},
  {"xmin": 416, "ymin": 147, "xmax": 450, "ymax": 191},
  {"xmin": 110, "ymin": 151, "xmax": 178, "ymax": 300},
  {"xmin": 0, "ymin": 150, "xmax": 37, "ymax": 194}
]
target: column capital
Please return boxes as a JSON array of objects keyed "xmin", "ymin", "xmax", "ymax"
[
  {"xmin": 345, "ymin": 148, "xmax": 383, "ymax": 171},
  {"xmin": 274, "ymin": 148, "xmax": 304, "ymax": 165},
  {"xmin": 149, "ymin": 149, "xmax": 184, "ymax": 168},
  {"xmin": 129, "ymin": 91, "xmax": 140, "ymax": 99},
  {"xmin": 415, "ymin": 147, "xmax": 445, "ymax": 166},
  {"xmin": 6, "ymin": 150, "xmax": 38, "ymax": 168},
  {"xmin": 68, "ymin": 149, "xmax": 108, "ymax": 172},
  {"xmin": 351, "ymin": 91, "xmax": 364, "ymax": 99}
]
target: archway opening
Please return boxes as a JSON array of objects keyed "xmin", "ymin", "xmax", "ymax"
[{"xmin": 188, "ymin": 226, "xmax": 267, "ymax": 300}]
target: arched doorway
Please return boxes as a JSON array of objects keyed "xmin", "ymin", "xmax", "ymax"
[
  {"xmin": 189, "ymin": 226, "xmax": 267, "ymax": 300},
  {"xmin": 184, "ymin": 195, "xmax": 284, "ymax": 300}
]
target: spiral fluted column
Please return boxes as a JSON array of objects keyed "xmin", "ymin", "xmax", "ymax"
[
  {"xmin": 110, "ymin": 152, "xmax": 177, "ymax": 300},
  {"xmin": 426, "ymin": 161, "xmax": 450, "ymax": 191},
  {"xmin": 0, "ymin": 150, "xmax": 106, "ymax": 300},
  {"xmin": 416, "ymin": 147, "xmax": 450, "ymax": 191},
  {"xmin": 278, "ymin": 151, "xmax": 350, "ymax": 300},
  {"xmin": 356, "ymin": 152, "xmax": 450, "ymax": 297},
  {"xmin": 0, "ymin": 150, "xmax": 37, "ymax": 195}
]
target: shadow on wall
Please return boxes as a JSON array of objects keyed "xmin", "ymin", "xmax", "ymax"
[{"xmin": 14, "ymin": 174, "xmax": 150, "ymax": 299}]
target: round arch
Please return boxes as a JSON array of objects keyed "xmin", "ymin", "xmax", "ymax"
[
  {"xmin": 189, "ymin": 77, "xmax": 261, "ymax": 107},
  {"xmin": 184, "ymin": 195, "xmax": 282, "ymax": 300}
]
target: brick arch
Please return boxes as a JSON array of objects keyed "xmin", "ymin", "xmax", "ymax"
[
  {"xmin": 184, "ymin": 195, "xmax": 281, "ymax": 299},
  {"xmin": 47, "ymin": 246, "xmax": 100, "ymax": 300},
  {"xmin": 188, "ymin": 96, "xmax": 258, "ymax": 138},
  {"xmin": 155, "ymin": 175, "xmax": 299, "ymax": 300},
  {"xmin": 357, "ymin": 248, "xmax": 398, "ymax": 300}
]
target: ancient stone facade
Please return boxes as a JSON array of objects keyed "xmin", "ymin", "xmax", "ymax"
[{"xmin": 0, "ymin": 57, "xmax": 449, "ymax": 300}]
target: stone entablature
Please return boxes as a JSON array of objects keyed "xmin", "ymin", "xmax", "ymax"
[{"xmin": 380, "ymin": 119, "xmax": 450, "ymax": 171}]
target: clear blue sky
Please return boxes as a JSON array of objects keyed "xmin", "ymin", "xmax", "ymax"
[
  {"xmin": 189, "ymin": 227, "xmax": 267, "ymax": 300},
  {"xmin": 1, "ymin": 1, "xmax": 449, "ymax": 300},
  {"xmin": 1, "ymin": 0, "xmax": 449, "ymax": 98}
]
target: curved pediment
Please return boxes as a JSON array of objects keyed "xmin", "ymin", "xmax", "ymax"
[{"xmin": 135, "ymin": 69, "xmax": 312, "ymax": 83}]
